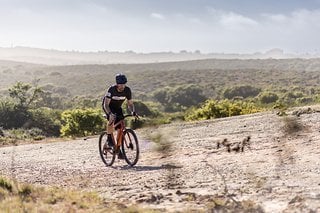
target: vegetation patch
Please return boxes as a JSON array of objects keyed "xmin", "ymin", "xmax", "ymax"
[
  {"xmin": 185, "ymin": 99, "xmax": 262, "ymax": 121},
  {"xmin": 60, "ymin": 108, "xmax": 104, "ymax": 137},
  {"xmin": 0, "ymin": 176, "xmax": 158, "ymax": 212},
  {"xmin": 2, "ymin": 59, "xmax": 320, "ymax": 142}
]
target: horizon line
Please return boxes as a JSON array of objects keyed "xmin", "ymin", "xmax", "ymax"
[{"xmin": 1, "ymin": 45, "xmax": 318, "ymax": 56}]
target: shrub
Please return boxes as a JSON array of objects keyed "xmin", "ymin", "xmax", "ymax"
[
  {"xmin": 259, "ymin": 92, "xmax": 279, "ymax": 104},
  {"xmin": 0, "ymin": 177, "xmax": 12, "ymax": 192},
  {"xmin": 0, "ymin": 100, "xmax": 31, "ymax": 129},
  {"xmin": 60, "ymin": 108, "xmax": 104, "ymax": 137},
  {"xmin": 0, "ymin": 101, "xmax": 61, "ymax": 137},
  {"xmin": 185, "ymin": 99, "xmax": 262, "ymax": 121},
  {"xmin": 28, "ymin": 108, "xmax": 61, "ymax": 136},
  {"xmin": 296, "ymin": 97, "xmax": 313, "ymax": 104},
  {"xmin": 223, "ymin": 85, "xmax": 261, "ymax": 99},
  {"xmin": 4, "ymin": 128, "xmax": 45, "ymax": 141},
  {"xmin": 282, "ymin": 116, "xmax": 304, "ymax": 135},
  {"xmin": 281, "ymin": 91, "xmax": 305, "ymax": 106},
  {"xmin": 153, "ymin": 84, "xmax": 206, "ymax": 112}
]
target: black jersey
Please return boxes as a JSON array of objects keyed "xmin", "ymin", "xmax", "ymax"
[{"xmin": 104, "ymin": 85, "xmax": 132, "ymax": 111}]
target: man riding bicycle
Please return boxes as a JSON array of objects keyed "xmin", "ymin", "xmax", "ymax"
[{"xmin": 102, "ymin": 73, "xmax": 137, "ymax": 159}]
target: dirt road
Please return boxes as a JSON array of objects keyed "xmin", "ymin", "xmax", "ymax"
[{"xmin": 1, "ymin": 109, "xmax": 320, "ymax": 212}]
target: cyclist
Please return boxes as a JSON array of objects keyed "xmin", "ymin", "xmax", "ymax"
[{"xmin": 102, "ymin": 73, "xmax": 137, "ymax": 159}]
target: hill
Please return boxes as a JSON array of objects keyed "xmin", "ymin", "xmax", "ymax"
[
  {"xmin": 0, "ymin": 107, "xmax": 319, "ymax": 212},
  {"xmin": 1, "ymin": 58, "xmax": 320, "ymax": 101},
  {"xmin": 1, "ymin": 46, "xmax": 319, "ymax": 65}
]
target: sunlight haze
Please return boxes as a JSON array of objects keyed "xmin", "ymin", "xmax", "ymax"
[{"xmin": 1, "ymin": 0, "xmax": 320, "ymax": 54}]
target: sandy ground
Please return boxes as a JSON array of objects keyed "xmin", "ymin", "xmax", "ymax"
[{"xmin": 1, "ymin": 108, "xmax": 320, "ymax": 212}]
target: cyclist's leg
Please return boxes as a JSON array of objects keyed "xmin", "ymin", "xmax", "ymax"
[
  {"xmin": 114, "ymin": 109, "xmax": 125, "ymax": 159},
  {"xmin": 107, "ymin": 115, "xmax": 115, "ymax": 134},
  {"xmin": 106, "ymin": 113, "xmax": 115, "ymax": 148},
  {"xmin": 111, "ymin": 109, "xmax": 123, "ymax": 140}
]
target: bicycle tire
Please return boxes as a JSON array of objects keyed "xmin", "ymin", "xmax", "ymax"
[
  {"xmin": 121, "ymin": 129, "xmax": 139, "ymax": 166},
  {"xmin": 98, "ymin": 132, "xmax": 116, "ymax": 166}
]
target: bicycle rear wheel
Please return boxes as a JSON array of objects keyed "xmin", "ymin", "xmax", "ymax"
[
  {"xmin": 99, "ymin": 132, "xmax": 116, "ymax": 166},
  {"xmin": 121, "ymin": 129, "xmax": 139, "ymax": 166}
]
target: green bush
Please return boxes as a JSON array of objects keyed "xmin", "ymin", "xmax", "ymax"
[
  {"xmin": 259, "ymin": 92, "xmax": 279, "ymax": 104},
  {"xmin": 0, "ymin": 101, "xmax": 61, "ymax": 137},
  {"xmin": 60, "ymin": 108, "xmax": 104, "ymax": 137},
  {"xmin": 3, "ymin": 128, "xmax": 45, "ymax": 141},
  {"xmin": 185, "ymin": 99, "xmax": 262, "ymax": 121},
  {"xmin": 281, "ymin": 91, "xmax": 305, "ymax": 106},
  {"xmin": 296, "ymin": 97, "xmax": 314, "ymax": 104},
  {"xmin": 29, "ymin": 108, "xmax": 61, "ymax": 136},
  {"xmin": 223, "ymin": 85, "xmax": 261, "ymax": 99},
  {"xmin": 0, "ymin": 100, "xmax": 31, "ymax": 129},
  {"xmin": 153, "ymin": 84, "xmax": 206, "ymax": 112}
]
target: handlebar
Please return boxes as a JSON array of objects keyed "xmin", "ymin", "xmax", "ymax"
[{"xmin": 124, "ymin": 114, "xmax": 140, "ymax": 120}]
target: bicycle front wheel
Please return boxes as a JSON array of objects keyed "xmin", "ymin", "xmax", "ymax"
[
  {"xmin": 122, "ymin": 129, "xmax": 139, "ymax": 166},
  {"xmin": 99, "ymin": 132, "xmax": 116, "ymax": 166}
]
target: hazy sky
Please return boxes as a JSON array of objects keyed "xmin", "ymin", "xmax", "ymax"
[{"xmin": 1, "ymin": 0, "xmax": 320, "ymax": 54}]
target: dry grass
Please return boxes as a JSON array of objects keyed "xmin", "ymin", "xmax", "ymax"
[
  {"xmin": 0, "ymin": 176, "xmax": 158, "ymax": 212},
  {"xmin": 207, "ymin": 197, "xmax": 265, "ymax": 213},
  {"xmin": 281, "ymin": 116, "xmax": 305, "ymax": 135}
]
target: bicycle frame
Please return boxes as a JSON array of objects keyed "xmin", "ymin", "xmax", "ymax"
[{"xmin": 108, "ymin": 115, "xmax": 132, "ymax": 153}]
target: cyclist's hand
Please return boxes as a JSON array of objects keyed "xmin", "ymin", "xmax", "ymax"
[
  {"xmin": 132, "ymin": 111, "xmax": 139, "ymax": 118},
  {"xmin": 109, "ymin": 112, "xmax": 116, "ymax": 122}
]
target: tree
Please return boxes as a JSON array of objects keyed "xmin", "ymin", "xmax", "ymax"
[
  {"xmin": 169, "ymin": 85, "xmax": 206, "ymax": 108},
  {"xmin": 153, "ymin": 85, "xmax": 206, "ymax": 112},
  {"xmin": 0, "ymin": 82, "xmax": 62, "ymax": 134},
  {"xmin": 8, "ymin": 81, "xmax": 43, "ymax": 109}
]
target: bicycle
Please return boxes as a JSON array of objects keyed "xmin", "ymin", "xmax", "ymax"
[{"xmin": 99, "ymin": 114, "xmax": 139, "ymax": 167}]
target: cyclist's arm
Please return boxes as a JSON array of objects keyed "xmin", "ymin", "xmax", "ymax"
[{"xmin": 103, "ymin": 97, "xmax": 113, "ymax": 115}]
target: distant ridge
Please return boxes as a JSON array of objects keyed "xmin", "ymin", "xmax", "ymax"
[{"xmin": 0, "ymin": 46, "xmax": 319, "ymax": 66}]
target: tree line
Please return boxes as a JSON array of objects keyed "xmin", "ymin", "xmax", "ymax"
[{"xmin": 1, "ymin": 81, "xmax": 319, "ymax": 141}]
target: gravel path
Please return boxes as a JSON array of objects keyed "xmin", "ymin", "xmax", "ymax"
[{"xmin": 1, "ymin": 110, "xmax": 320, "ymax": 212}]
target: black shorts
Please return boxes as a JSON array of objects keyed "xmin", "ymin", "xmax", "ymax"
[{"xmin": 109, "ymin": 108, "xmax": 124, "ymax": 128}]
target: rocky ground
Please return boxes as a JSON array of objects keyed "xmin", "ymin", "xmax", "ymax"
[{"xmin": 1, "ymin": 107, "xmax": 320, "ymax": 212}]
